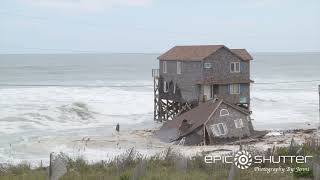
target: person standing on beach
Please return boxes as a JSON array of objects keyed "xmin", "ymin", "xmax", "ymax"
[
  {"xmin": 116, "ymin": 123, "xmax": 120, "ymax": 132},
  {"xmin": 115, "ymin": 123, "xmax": 120, "ymax": 149}
]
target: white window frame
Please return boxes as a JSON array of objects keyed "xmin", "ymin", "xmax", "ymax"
[
  {"xmin": 230, "ymin": 84, "xmax": 240, "ymax": 94},
  {"xmin": 177, "ymin": 61, "xmax": 182, "ymax": 74},
  {"xmin": 234, "ymin": 119, "xmax": 244, "ymax": 129},
  {"xmin": 210, "ymin": 123, "xmax": 228, "ymax": 136},
  {"xmin": 204, "ymin": 63, "xmax": 212, "ymax": 69},
  {"xmin": 173, "ymin": 83, "xmax": 176, "ymax": 94},
  {"xmin": 163, "ymin": 81, "xmax": 168, "ymax": 92},
  {"xmin": 220, "ymin": 109, "xmax": 229, "ymax": 116},
  {"xmin": 230, "ymin": 62, "xmax": 240, "ymax": 73},
  {"xmin": 163, "ymin": 61, "xmax": 167, "ymax": 73}
]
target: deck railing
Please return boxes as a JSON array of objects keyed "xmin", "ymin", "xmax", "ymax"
[{"xmin": 152, "ymin": 69, "xmax": 159, "ymax": 78}]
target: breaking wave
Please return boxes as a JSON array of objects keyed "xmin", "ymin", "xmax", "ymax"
[
  {"xmin": 58, "ymin": 102, "xmax": 95, "ymax": 120},
  {"xmin": 0, "ymin": 86, "xmax": 153, "ymax": 134}
]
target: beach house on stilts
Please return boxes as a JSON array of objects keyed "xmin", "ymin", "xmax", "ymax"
[{"xmin": 153, "ymin": 45, "xmax": 256, "ymax": 145}]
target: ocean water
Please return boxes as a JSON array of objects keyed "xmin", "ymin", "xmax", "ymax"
[{"xmin": 0, "ymin": 53, "xmax": 319, "ymax": 164}]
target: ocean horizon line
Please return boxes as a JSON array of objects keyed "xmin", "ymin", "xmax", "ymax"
[{"xmin": 1, "ymin": 51, "xmax": 320, "ymax": 55}]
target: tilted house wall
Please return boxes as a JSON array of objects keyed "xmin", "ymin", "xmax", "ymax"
[
  {"xmin": 155, "ymin": 99, "xmax": 254, "ymax": 145},
  {"xmin": 205, "ymin": 102, "xmax": 252, "ymax": 144}
]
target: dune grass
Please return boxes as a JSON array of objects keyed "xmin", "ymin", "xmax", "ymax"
[
  {"xmin": 0, "ymin": 139, "xmax": 319, "ymax": 180},
  {"xmin": 0, "ymin": 160, "xmax": 296, "ymax": 180}
]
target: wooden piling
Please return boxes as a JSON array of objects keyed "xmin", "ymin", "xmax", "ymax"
[{"xmin": 152, "ymin": 68, "xmax": 191, "ymax": 121}]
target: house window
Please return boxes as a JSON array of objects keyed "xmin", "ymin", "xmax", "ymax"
[
  {"xmin": 230, "ymin": 62, "xmax": 240, "ymax": 73},
  {"xmin": 163, "ymin": 81, "xmax": 168, "ymax": 92},
  {"xmin": 163, "ymin": 61, "xmax": 167, "ymax": 73},
  {"xmin": 204, "ymin": 63, "xmax": 212, "ymax": 69},
  {"xmin": 177, "ymin": 61, "xmax": 182, "ymax": 74},
  {"xmin": 234, "ymin": 119, "xmax": 244, "ymax": 128},
  {"xmin": 210, "ymin": 123, "xmax": 227, "ymax": 136},
  {"xmin": 230, "ymin": 84, "xmax": 240, "ymax": 94},
  {"xmin": 220, "ymin": 109, "xmax": 229, "ymax": 116}
]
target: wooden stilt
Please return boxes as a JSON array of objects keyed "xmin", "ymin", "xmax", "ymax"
[{"xmin": 152, "ymin": 69, "xmax": 192, "ymax": 122}]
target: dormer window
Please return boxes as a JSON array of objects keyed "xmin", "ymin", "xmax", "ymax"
[
  {"xmin": 220, "ymin": 109, "xmax": 229, "ymax": 116},
  {"xmin": 230, "ymin": 62, "xmax": 240, "ymax": 73}
]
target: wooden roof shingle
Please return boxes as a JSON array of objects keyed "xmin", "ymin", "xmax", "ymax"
[{"xmin": 158, "ymin": 45, "xmax": 253, "ymax": 61}]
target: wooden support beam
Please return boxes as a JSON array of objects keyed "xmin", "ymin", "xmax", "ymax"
[{"xmin": 153, "ymin": 73, "xmax": 193, "ymax": 122}]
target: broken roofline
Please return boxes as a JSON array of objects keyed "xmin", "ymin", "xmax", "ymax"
[
  {"xmin": 157, "ymin": 45, "xmax": 253, "ymax": 61},
  {"xmin": 173, "ymin": 98, "xmax": 251, "ymax": 141}
]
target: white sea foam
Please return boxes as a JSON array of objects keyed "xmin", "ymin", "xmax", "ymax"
[
  {"xmin": 0, "ymin": 53, "xmax": 319, "ymax": 164},
  {"xmin": 0, "ymin": 85, "xmax": 156, "ymax": 163},
  {"xmin": 251, "ymin": 83, "xmax": 319, "ymax": 129},
  {"xmin": 0, "ymin": 86, "xmax": 153, "ymax": 133}
]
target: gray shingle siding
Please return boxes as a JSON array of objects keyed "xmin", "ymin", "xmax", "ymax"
[
  {"xmin": 205, "ymin": 103, "xmax": 251, "ymax": 140},
  {"xmin": 159, "ymin": 60, "xmax": 202, "ymax": 102},
  {"xmin": 159, "ymin": 47, "xmax": 251, "ymax": 105},
  {"xmin": 218, "ymin": 84, "xmax": 250, "ymax": 104},
  {"xmin": 203, "ymin": 48, "xmax": 250, "ymax": 80}
]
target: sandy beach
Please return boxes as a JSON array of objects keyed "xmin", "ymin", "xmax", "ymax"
[{"xmin": 6, "ymin": 124, "xmax": 316, "ymax": 167}]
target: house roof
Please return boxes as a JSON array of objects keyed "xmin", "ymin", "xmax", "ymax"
[
  {"xmin": 162, "ymin": 98, "xmax": 251, "ymax": 140},
  {"xmin": 230, "ymin": 49, "xmax": 253, "ymax": 61},
  {"xmin": 158, "ymin": 45, "xmax": 253, "ymax": 61},
  {"xmin": 164, "ymin": 99, "xmax": 222, "ymax": 129}
]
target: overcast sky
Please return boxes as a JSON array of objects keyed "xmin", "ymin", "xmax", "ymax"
[{"xmin": 0, "ymin": 0, "xmax": 320, "ymax": 53}]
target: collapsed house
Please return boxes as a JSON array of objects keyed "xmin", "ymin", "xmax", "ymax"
[
  {"xmin": 152, "ymin": 45, "xmax": 256, "ymax": 145},
  {"xmin": 155, "ymin": 98, "xmax": 254, "ymax": 145}
]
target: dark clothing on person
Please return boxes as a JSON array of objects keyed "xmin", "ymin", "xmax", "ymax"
[{"xmin": 116, "ymin": 123, "xmax": 120, "ymax": 132}]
